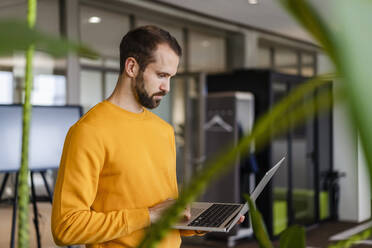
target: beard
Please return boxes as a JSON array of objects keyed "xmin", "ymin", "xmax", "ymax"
[{"xmin": 132, "ymin": 71, "xmax": 166, "ymax": 109}]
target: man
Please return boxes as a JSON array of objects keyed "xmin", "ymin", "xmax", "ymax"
[{"xmin": 51, "ymin": 26, "xmax": 243, "ymax": 248}]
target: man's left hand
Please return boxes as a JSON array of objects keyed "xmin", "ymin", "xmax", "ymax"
[{"xmin": 237, "ymin": 215, "xmax": 245, "ymax": 224}]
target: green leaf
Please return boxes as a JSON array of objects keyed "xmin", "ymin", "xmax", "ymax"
[
  {"xmin": 278, "ymin": 1, "xmax": 372, "ymax": 247},
  {"xmin": 0, "ymin": 19, "xmax": 98, "ymax": 59},
  {"xmin": 328, "ymin": 0, "xmax": 372, "ymax": 189},
  {"xmin": 278, "ymin": 0, "xmax": 339, "ymax": 67},
  {"xmin": 280, "ymin": 0, "xmax": 372, "ymax": 204},
  {"xmin": 328, "ymin": 227, "xmax": 372, "ymax": 248},
  {"xmin": 279, "ymin": 225, "xmax": 306, "ymax": 248},
  {"xmin": 244, "ymin": 194, "xmax": 273, "ymax": 248},
  {"xmin": 137, "ymin": 75, "xmax": 337, "ymax": 248}
]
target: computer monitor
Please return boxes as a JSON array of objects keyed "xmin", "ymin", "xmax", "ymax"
[{"xmin": 0, "ymin": 105, "xmax": 81, "ymax": 172}]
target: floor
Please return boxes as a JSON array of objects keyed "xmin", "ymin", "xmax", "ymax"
[
  {"xmin": 0, "ymin": 202, "xmax": 371, "ymax": 248},
  {"xmin": 182, "ymin": 221, "xmax": 372, "ymax": 248},
  {"xmin": 0, "ymin": 202, "xmax": 56, "ymax": 248}
]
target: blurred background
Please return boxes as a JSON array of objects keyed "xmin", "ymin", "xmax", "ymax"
[{"xmin": 0, "ymin": 0, "xmax": 370, "ymax": 247}]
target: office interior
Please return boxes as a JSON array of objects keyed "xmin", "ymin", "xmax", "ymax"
[{"xmin": 0, "ymin": 0, "xmax": 371, "ymax": 247}]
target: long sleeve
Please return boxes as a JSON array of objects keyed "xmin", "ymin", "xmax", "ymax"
[
  {"xmin": 169, "ymin": 131, "xmax": 204, "ymax": 238},
  {"xmin": 51, "ymin": 123, "xmax": 150, "ymax": 246}
]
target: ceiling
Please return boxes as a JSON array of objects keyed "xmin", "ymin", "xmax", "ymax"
[
  {"xmin": 154, "ymin": 0, "xmax": 332, "ymax": 44},
  {"xmin": 1, "ymin": 0, "xmax": 332, "ymax": 45}
]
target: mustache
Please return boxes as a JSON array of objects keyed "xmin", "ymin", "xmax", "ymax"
[{"xmin": 152, "ymin": 91, "xmax": 167, "ymax": 97}]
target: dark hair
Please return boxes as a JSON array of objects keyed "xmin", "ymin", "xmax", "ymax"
[{"xmin": 119, "ymin": 25, "xmax": 182, "ymax": 74}]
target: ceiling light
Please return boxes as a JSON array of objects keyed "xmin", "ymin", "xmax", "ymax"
[
  {"xmin": 88, "ymin": 16, "xmax": 101, "ymax": 24},
  {"xmin": 248, "ymin": 0, "xmax": 258, "ymax": 4}
]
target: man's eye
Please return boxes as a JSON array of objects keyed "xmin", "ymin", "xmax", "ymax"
[{"xmin": 158, "ymin": 74, "xmax": 166, "ymax": 78}]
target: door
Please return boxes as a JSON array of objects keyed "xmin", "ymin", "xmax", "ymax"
[
  {"xmin": 289, "ymin": 80, "xmax": 317, "ymax": 226},
  {"xmin": 271, "ymin": 78, "xmax": 320, "ymax": 235}
]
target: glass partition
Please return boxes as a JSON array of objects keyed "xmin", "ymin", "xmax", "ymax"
[
  {"xmin": 274, "ymin": 48, "xmax": 298, "ymax": 75},
  {"xmin": 79, "ymin": 5, "xmax": 130, "ymax": 112},
  {"xmin": 291, "ymin": 94, "xmax": 316, "ymax": 226},
  {"xmin": 0, "ymin": 0, "xmax": 65, "ymax": 105},
  {"xmin": 0, "ymin": 71, "xmax": 13, "ymax": 104},
  {"xmin": 80, "ymin": 5, "xmax": 130, "ymax": 60},
  {"xmin": 302, "ymin": 53, "xmax": 316, "ymax": 77},
  {"xmin": 189, "ymin": 30, "xmax": 226, "ymax": 72},
  {"xmin": 271, "ymin": 82, "xmax": 289, "ymax": 235},
  {"xmin": 104, "ymin": 72, "xmax": 119, "ymax": 98},
  {"xmin": 31, "ymin": 74, "xmax": 66, "ymax": 105},
  {"xmin": 257, "ymin": 46, "xmax": 272, "ymax": 69},
  {"xmin": 80, "ymin": 70, "xmax": 102, "ymax": 113}
]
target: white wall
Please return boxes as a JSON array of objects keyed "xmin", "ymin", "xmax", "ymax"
[
  {"xmin": 358, "ymin": 138, "xmax": 371, "ymax": 221},
  {"xmin": 318, "ymin": 53, "xmax": 371, "ymax": 222},
  {"xmin": 333, "ymin": 97, "xmax": 359, "ymax": 221}
]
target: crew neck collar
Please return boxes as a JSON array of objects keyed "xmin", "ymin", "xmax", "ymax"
[{"xmin": 103, "ymin": 100, "xmax": 149, "ymax": 120}]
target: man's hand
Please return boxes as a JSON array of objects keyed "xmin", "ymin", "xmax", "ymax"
[
  {"xmin": 183, "ymin": 205, "xmax": 191, "ymax": 220},
  {"xmin": 149, "ymin": 198, "xmax": 191, "ymax": 224},
  {"xmin": 237, "ymin": 215, "xmax": 245, "ymax": 224}
]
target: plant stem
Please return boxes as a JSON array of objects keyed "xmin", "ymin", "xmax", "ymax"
[{"xmin": 18, "ymin": 0, "xmax": 37, "ymax": 247}]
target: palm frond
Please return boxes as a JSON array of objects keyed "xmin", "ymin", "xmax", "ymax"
[{"xmin": 137, "ymin": 74, "xmax": 338, "ymax": 247}]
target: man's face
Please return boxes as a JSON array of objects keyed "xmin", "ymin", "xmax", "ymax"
[{"xmin": 132, "ymin": 44, "xmax": 179, "ymax": 109}]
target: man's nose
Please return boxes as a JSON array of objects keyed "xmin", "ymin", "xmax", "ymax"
[{"xmin": 160, "ymin": 79, "xmax": 170, "ymax": 93}]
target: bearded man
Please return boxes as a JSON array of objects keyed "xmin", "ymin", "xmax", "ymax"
[{"xmin": 51, "ymin": 26, "xmax": 243, "ymax": 248}]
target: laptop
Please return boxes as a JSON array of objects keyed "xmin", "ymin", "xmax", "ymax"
[{"xmin": 173, "ymin": 157, "xmax": 285, "ymax": 233}]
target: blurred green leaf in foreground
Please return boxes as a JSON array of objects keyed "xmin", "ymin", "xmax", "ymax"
[
  {"xmin": 0, "ymin": 3, "xmax": 98, "ymax": 246},
  {"xmin": 137, "ymin": 73, "xmax": 338, "ymax": 248},
  {"xmin": 138, "ymin": 0, "xmax": 372, "ymax": 246},
  {"xmin": 280, "ymin": 0, "xmax": 372, "ymax": 189},
  {"xmin": 279, "ymin": 0, "xmax": 372, "ymax": 247},
  {"xmin": 244, "ymin": 194, "xmax": 273, "ymax": 248},
  {"xmin": 0, "ymin": 19, "xmax": 98, "ymax": 59},
  {"xmin": 244, "ymin": 194, "xmax": 306, "ymax": 248}
]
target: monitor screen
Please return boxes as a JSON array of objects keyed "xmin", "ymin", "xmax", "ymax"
[{"xmin": 0, "ymin": 105, "xmax": 81, "ymax": 172}]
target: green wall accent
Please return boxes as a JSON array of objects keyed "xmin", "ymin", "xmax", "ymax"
[{"xmin": 273, "ymin": 188, "xmax": 330, "ymax": 235}]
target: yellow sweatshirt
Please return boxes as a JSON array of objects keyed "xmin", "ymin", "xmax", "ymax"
[{"xmin": 52, "ymin": 100, "xmax": 194, "ymax": 247}]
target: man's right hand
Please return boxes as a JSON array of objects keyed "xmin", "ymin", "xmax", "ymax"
[{"xmin": 149, "ymin": 198, "xmax": 191, "ymax": 224}]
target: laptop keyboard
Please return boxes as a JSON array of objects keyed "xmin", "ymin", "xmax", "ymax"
[{"xmin": 188, "ymin": 204, "xmax": 240, "ymax": 227}]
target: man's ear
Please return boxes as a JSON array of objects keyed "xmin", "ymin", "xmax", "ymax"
[{"xmin": 124, "ymin": 57, "xmax": 139, "ymax": 78}]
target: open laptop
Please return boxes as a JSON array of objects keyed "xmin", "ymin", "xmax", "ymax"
[{"xmin": 173, "ymin": 157, "xmax": 285, "ymax": 233}]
